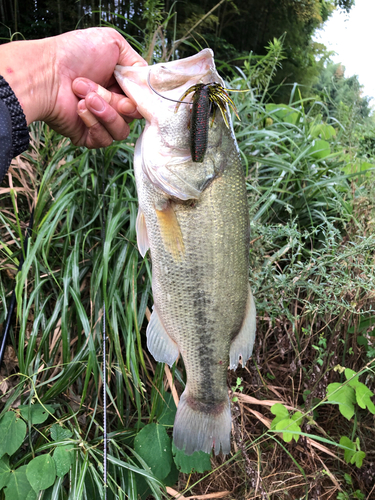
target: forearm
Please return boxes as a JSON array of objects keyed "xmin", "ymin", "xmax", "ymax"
[{"xmin": 0, "ymin": 39, "xmax": 54, "ymax": 125}]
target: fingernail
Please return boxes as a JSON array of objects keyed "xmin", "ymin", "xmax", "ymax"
[
  {"xmin": 74, "ymin": 80, "xmax": 91, "ymax": 96},
  {"xmin": 89, "ymin": 94, "xmax": 105, "ymax": 112},
  {"xmin": 96, "ymin": 85, "xmax": 112, "ymax": 104},
  {"xmin": 78, "ymin": 108, "xmax": 99, "ymax": 128}
]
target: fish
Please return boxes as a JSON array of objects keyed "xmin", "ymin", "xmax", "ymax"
[{"xmin": 114, "ymin": 49, "xmax": 256, "ymax": 456}]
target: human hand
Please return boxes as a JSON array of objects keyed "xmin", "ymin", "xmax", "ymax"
[{"xmin": 0, "ymin": 28, "xmax": 147, "ymax": 148}]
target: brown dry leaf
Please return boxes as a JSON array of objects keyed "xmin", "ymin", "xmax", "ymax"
[
  {"xmin": 0, "ymin": 375, "xmax": 9, "ymax": 395},
  {"xmin": 167, "ymin": 487, "xmax": 187, "ymax": 499},
  {"xmin": 186, "ymin": 492, "xmax": 231, "ymax": 499},
  {"xmin": 145, "ymin": 306, "xmax": 151, "ymax": 322},
  {"xmin": 235, "ymin": 393, "xmax": 295, "ymax": 411},
  {"xmin": 166, "ymin": 488, "xmax": 231, "ymax": 500},
  {"xmin": 164, "ymin": 364, "xmax": 180, "ymax": 408},
  {"xmin": 2, "ymin": 346, "xmax": 18, "ymax": 372}
]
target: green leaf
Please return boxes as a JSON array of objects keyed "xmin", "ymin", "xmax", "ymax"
[
  {"xmin": 0, "ymin": 412, "xmax": 26, "ymax": 458},
  {"xmin": 310, "ymin": 124, "xmax": 336, "ymax": 140},
  {"xmin": 19, "ymin": 404, "xmax": 55, "ymax": 424},
  {"xmin": 50, "ymin": 424, "xmax": 73, "ymax": 441},
  {"xmin": 270, "ymin": 403, "xmax": 289, "ymax": 429},
  {"xmin": 4, "ymin": 465, "xmax": 36, "ymax": 500},
  {"xmin": 26, "ymin": 455, "xmax": 56, "ymax": 492},
  {"xmin": 53, "ymin": 444, "xmax": 74, "ymax": 477},
  {"xmin": 291, "ymin": 411, "xmax": 304, "ymax": 425},
  {"xmin": 274, "ymin": 418, "xmax": 301, "ymax": 443},
  {"xmin": 340, "ymin": 436, "xmax": 356, "ymax": 464},
  {"xmin": 354, "ymin": 383, "xmax": 375, "ymax": 414},
  {"xmin": 164, "ymin": 461, "xmax": 179, "ymax": 487},
  {"xmin": 345, "ymin": 368, "xmax": 359, "ymax": 386},
  {"xmin": 265, "ymin": 103, "xmax": 300, "ymax": 124},
  {"xmin": 339, "ymin": 436, "xmax": 366, "ymax": 467},
  {"xmin": 172, "ymin": 442, "xmax": 211, "ymax": 474},
  {"xmin": 326, "ymin": 383, "xmax": 356, "ymax": 420},
  {"xmin": 158, "ymin": 393, "xmax": 177, "ymax": 426},
  {"xmin": 344, "ymin": 369, "xmax": 375, "ymax": 414},
  {"xmin": 0, "ymin": 456, "xmax": 11, "ymax": 489},
  {"xmin": 134, "ymin": 424, "xmax": 172, "ymax": 481},
  {"xmin": 307, "ymin": 139, "xmax": 330, "ymax": 159},
  {"xmin": 351, "ymin": 451, "xmax": 366, "ymax": 468}
]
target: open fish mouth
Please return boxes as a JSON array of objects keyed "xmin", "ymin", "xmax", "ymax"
[
  {"xmin": 114, "ymin": 49, "xmax": 223, "ymax": 111},
  {"xmin": 146, "ymin": 49, "xmax": 222, "ymax": 93}
]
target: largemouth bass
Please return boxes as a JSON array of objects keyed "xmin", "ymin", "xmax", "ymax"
[{"xmin": 115, "ymin": 50, "xmax": 256, "ymax": 455}]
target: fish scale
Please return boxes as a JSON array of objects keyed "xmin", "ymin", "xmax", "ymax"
[{"xmin": 115, "ymin": 49, "xmax": 256, "ymax": 455}]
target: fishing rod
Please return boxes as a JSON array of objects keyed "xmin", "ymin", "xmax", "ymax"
[{"xmin": 101, "ymin": 164, "xmax": 107, "ymax": 500}]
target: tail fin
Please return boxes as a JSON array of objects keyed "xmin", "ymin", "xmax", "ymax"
[{"xmin": 173, "ymin": 389, "xmax": 231, "ymax": 455}]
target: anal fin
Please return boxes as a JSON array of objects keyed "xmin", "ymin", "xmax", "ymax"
[
  {"xmin": 229, "ymin": 285, "xmax": 256, "ymax": 370},
  {"xmin": 155, "ymin": 200, "xmax": 185, "ymax": 261},
  {"xmin": 146, "ymin": 306, "xmax": 179, "ymax": 367},
  {"xmin": 136, "ymin": 207, "xmax": 150, "ymax": 258}
]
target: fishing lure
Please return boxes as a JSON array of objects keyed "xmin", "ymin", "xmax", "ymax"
[
  {"xmin": 175, "ymin": 83, "xmax": 240, "ymax": 162},
  {"xmin": 147, "ymin": 71, "xmax": 243, "ymax": 162}
]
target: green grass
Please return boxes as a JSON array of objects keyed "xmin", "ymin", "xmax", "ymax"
[{"xmin": 1, "ymin": 56, "xmax": 375, "ymax": 499}]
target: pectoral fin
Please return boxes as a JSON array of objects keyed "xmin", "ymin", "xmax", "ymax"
[
  {"xmin": 155, "ymin": 200, "xmax": 185, "ymax": 261},
  {"xmin": 136, "ymin": 207, "xmax": 150, "ymax": 258},
  {"xmin": 229, "ymin": 285, "xmax": 256, "ymax": 370},
  {"xmin": 147, "ymin": 306, "xmax": 179, "ymax": 366}
]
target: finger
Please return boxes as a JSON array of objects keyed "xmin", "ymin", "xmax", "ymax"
[
  {"xmin": 85, "ymin": 92, "xmax": 130, "ymax": 141},
  {"xmin": 72, "ymin": 79, "xmax": 143, "ymax": 120},
  {"xmin": 77, "ymin": 100, "xmax": 114, "ymax": 149},
  {"xmin": 115, "ymin": 36, "xmax": 148, "ymax": 67},
  {"xmin": 77, "ymin": 101, "xmax": 99, "ymax": 128}
]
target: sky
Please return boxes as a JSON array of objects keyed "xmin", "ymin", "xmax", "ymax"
[{"xmin": 314, "ymin": 0, "xmax": 375, "ymax": 102}]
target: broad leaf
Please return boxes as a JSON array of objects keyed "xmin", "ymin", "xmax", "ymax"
[
  {"xmin": 19, "ymin": 404, "xmax": 55, "ymax": 425},
  {"xmin": 158, "ymin": 393, "xmax": 177, "ymax": 426},
  {"xmin": 345, "ymin": 368, "xmax": 360, "ymax": 387},
  {"xmin": 53, "ymin": 444, "xmax": 74, "ymax": 477},
  {"xmin": 4, "ymin": 465, "xmax": 36, "ymax": 500},
  {"xmin": 172, "ymin": 442, "xmax": 211, "ymax": 474},
  {"xmin": 340, "ymin": 436, "xmax": 356, "ymax": 464},
  {"xmin": 275, "ymin": 418, "xmax": 301, "ymax": 442},
  {"xmin": 270, "ymin": 403, "xmax": 289, "ymax": 428},
  {"xmin": 354, "ymin": 383, "xmax": 375, "ymax": 414},
  {"xmin": 291, "ymin": 411, "xmax": 304, "ymax": 425},
  {"xmin": 307, "ymin": 139, "xmax": 330, "ymax": 159},
  {"xmin": 164, "ymin": 461, "xmax": 179, "ymax": 486},
  {"xmin": 0, "ymin": 456, "xmax": 11, "ymax": 489},
  {"xmin": 26, "ymin": 455, "xmax": 56, "ymax": 492},
  {"xmin": 344, "ymin": 369, "xmax": 375, "ymax": 414},
  {"xmin": 134, "ymin": 423, "xmax": 172, "ymax": 481},
  {"xmin": 351, "ymin": 450, "xmax": 366, "ymax": 468},
  {"xmin": 340, "ymin": 436, "xmax": 366, "ymax": 468},
  {"xmin": 326, "ymin": 383, "xmax": 356, "ymax": 420},
  {"xmin": 0, "ymin": 413, "xmax": 26, "ymax": 458},
  {"xmin": 50, "ymin": 424, "xmax": 73, "ymax": 442}
]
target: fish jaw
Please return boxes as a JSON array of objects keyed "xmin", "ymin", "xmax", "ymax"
[{"xmin": 114, "ymin": 49, "xmax": 221, "ymax": 121}]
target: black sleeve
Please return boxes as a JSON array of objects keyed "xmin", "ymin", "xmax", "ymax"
[{"xmin": 0, "ymin": 76, "xmax": 29, "ymax": 184}]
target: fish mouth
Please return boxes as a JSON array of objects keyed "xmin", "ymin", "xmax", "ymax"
[
  {"xmin": 147, "ymin": 49, "xmax": 220, "ymax": 92},
  {"xmin": 114, "ymin": 48, "xmax": 223, "ymax": 103}
]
